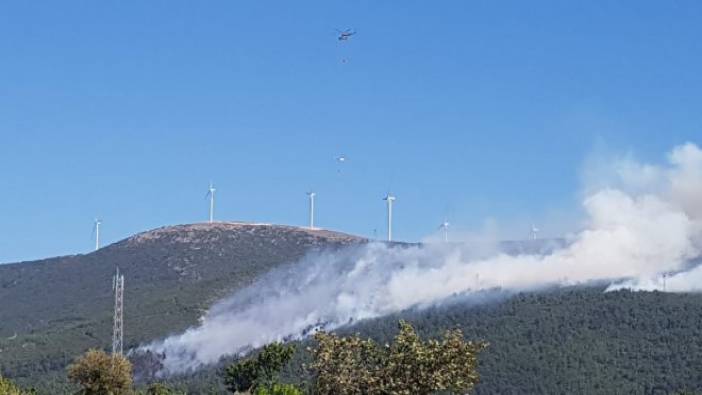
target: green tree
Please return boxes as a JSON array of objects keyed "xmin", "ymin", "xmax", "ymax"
[
  {"xmin": 67, "ymin": 349, "xmax": 133, "ymax": 395},
  {"xmin": 224, "ymin": 343, "xmax": 296, "ymax": 393},
  {"xmin": 0, "ymin": 375, "xmax": 35, "ymax": 395},
  {"xmin": 143, "ymin": 383, "xmax": 185, "ymax": 395},
  {"xmin": 384, "ymin": 321, "xmax": 485, "ymax": 394},
  {"xmin": 310, "ymin": 320, "xmax": 487, "ymax": 395},
  {"xmin": 253, "ymin": 383, "xmax": 303, "ymax": 395},
  {"xmin": 309, "ymin": 332, "xmax": 382, "ymax": 394}
]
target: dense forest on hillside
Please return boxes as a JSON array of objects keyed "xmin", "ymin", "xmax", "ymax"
[
  {"xmin": 368, "ymin": 287, "xmax": 702, "ymax": 394},
  {"xmin": 153, "ymin": 286, "xmax": 702, "ymax": 395},
  {"xmin": 7, "ymin": 283, "xmax": 702, "ymax": 393},
  {"xmin": 4, "ymin": 226, "xmax": 702, "ymax": 394}
]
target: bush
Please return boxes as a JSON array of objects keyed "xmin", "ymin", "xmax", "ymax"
[
  {"xmin": 254, "ymin": 383, "xmax": 304, "ymax": 395},
  {"xmin": 0, "ymin": 375, "xmax": 34, "ymax": 395},
  {"xmin": 310, "ymin": 320, "xmax": 487, "ymax": 395},
  {"xmin": 225, "ymin": 343, "xmax": 296, "ymax": 393},
  {"xmin": 67, "ymin": 349, "xmax": 133, "ymax": 395},
  {"xmin": 143, "ymin": 382, "xmax": 186, "ymax": 395}
]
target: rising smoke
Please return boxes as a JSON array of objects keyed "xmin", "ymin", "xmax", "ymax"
[{"xmin": 143, "ymin": 143, "xmax": 702, "ymax": 374}]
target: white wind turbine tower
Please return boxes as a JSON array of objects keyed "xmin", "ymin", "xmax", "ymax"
[
  {"xmin": 531, "ymin": 224, "xmax": 540, "ymax": 240},
  {"xmin": 205, "ymin": 182, "xmax": 216, "ymax": 223},
  {"xmin": 93, "ymin": 218, "xmax": 102, "ymax": 251},
  {"xmin": 383, "ymin": 193, "xmax": 396, "ymax": 241},
  {"xmin": 438, "ymin": 219, "xmax": 450, "ymax": 242},
  {"xmin": 663, "ymin": 273, "xmax": 668, "ymax": 292},
  {"xmin": 307, "ymin": 192, "xmax": 316, "ymax": 229}
]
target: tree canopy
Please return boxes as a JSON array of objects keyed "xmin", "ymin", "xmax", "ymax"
[
  {"xmin": 310, "ymin": 320, "xmax": 487, "ymax": 395},
  {"xmin": 225, "ymin": 343, "xmax": 296, "ymax": 393},
  {"xmin": 0, "ymin": 375, "xmax": 34, "ymax": 395},
  {"xmin": 67, "ymin": 349, "xmax": 133, "ymax": 395}
]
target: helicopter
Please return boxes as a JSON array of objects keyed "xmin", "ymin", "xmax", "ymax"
[{"xmin": 336, "ymin": 29, "xmax": 356, "ymax": 41}]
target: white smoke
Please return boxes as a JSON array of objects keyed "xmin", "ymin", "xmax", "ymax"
[{"xmin": 144, "ymin": 142, "xmax": 702, "ymax": 374}]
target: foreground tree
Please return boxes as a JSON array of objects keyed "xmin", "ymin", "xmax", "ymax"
[
  {"xmin": 252, "ymin": 383, "xmax": 303, "ymax": 395},
  {"xmin": 224, "ymin": 343, "xmax": 298, "ymax": 394},
  {"xmin": 141, "ymin": 382, "xmax": 186, "ymax": 395},
  {"xmin": 310, "ymin": 320, "xmax": 487, "ymax": 395},
  {"xmin": 309, "ymin": 331, "xmax": 382, "ymax": 394},
  {"xmin": 0, "ymin": 375, "xmax": 34, "ymax": 395},
  {"xmin": 67, "ymin": 349, "xmax": 133, "ymax": 395}
]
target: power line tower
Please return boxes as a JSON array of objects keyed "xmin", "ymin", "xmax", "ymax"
[{"xmin": 112, "ymin": 267, "xmax": 124, "ymax": 356}]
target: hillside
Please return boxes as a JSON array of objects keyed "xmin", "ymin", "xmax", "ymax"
[
  {"xmin": 348, "ymin": 287, "xmax": 702, "ymax": 394},
  {"xmin": 162, "ymin": 286, "xmax": 702, "ymax": 395},
  {"xmin": 0, "ymin": 222, "xmax": 364, "ymax": 390},
  {"xmin": 4, "ymin": 225, "xmax": 702, "ymax": 394}
]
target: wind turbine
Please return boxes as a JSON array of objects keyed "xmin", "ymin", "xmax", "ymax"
[
  {"xmin": 93, "ymin": 218, "xmax": 102, "ymax": 251},
  {"xmin": 531, "ymin": 224, "xmax": 539, "ymax": 240},
  {"xmin": 438, "ymin": 220, "xmax": 450, "ymax": 242},
  {"xmin": 205, "ymin": 182, "xmax": 216, "ymax": 223},
  {"xmin": 663, "ymin": 273, "xmax": 668, "ymax": 292},
  {"xmin": 383, "ymin": 193, "xmax": 396, "ymax": 241},
  {"xmin": 307, "ymin": 192, "xmax": 316, "ymax": 229}
]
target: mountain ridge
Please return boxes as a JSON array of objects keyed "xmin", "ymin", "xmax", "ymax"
[
  {"xmin": 0, "ymin": 222, "xmax": 366, "ymax": 390},
  {"xmin": 5, "ymin": 223, "xmax": 699, "ymax": 394}
]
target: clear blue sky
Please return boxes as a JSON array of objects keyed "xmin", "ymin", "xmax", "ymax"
[{"xmin": 1, "ymin": 1, "xmax": 701, "ymax": 263}]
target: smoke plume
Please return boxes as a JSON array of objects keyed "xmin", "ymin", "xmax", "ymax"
[{"xmin": 143, "ymin": 143, "xmax": 702, "ymax": 374}]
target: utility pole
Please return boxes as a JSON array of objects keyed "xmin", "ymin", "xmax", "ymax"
[{"xmin": 112, "ymin": 267, "xmax": 124, "ymax": 355}]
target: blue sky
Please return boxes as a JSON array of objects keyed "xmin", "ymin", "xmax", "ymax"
[{"xmin": 1, "ymin": 1, "xmax": 701, "ymax": 263}]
